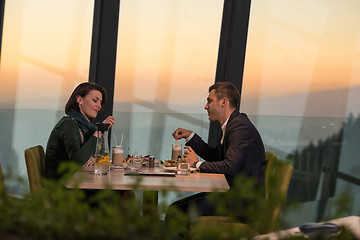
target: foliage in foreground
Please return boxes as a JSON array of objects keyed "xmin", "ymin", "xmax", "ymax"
[
  {"xmin": 0, "ymin": 163, "xmax": 357, "ymax": 240},
  {"xmin": 0, "ymin": 163, "xmax": 180, "ymax": 240}
]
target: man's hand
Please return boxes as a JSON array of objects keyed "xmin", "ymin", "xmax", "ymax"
[
  {"xmin": 183, "ymin": 146, "xmax": 198, "ymax": 166},
  {"xmin": 173, "ymin": 128, "xmax": 192, "ymax": 140},
  {"xmin": 103, "ymin": 116, "xmax": 115, "ymax": 128}
]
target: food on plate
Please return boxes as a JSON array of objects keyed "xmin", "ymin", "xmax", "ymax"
[
  {"xmin": 164, "ymin": 159, "xmax": 178, "ymax": 167},
  {"xmin": 125, "ymin": 155, "xmax": 132, "ymax": 163}
]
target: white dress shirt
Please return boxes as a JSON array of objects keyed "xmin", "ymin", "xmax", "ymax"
[{"xmin": 186, "ymin": 116, "xmax": 230, "ymax": 170}]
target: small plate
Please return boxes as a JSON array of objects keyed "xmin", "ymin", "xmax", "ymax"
[
  {"xmin": 161, "ymin": 166, "xmax": 197, "ymax": 172},
  {"xmin": 111, "ymin": 165, "xmax": 124, "ymax": 170}
]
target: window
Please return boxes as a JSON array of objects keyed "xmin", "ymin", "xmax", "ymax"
[
  {"xmin": 112, "ymin": 0, "xmax": 224, "ymax": 159},
  {"xmin": 0, "ymin": 0, "xmax": 94, "ymax": 194},
  {"xmin": 242, "ymin": 0, "xmax": 360, "ymax": 223}
]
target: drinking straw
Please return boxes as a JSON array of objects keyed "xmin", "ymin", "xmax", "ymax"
[
  {"xmin": 176, "ymin": 130, "xmax": 178, "ymax": 145},
  {"xmin": 120, "ymin": 133, "xmax": 124, "ymax": 146},
  {"xmin": 112, "ymin": 132, "xmax": 118, "ymax": 146}
]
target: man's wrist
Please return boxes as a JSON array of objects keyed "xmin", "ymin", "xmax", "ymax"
[
  {"xmin": 192, "ymin": 161, "xmax": 198, "ymax": 168},
  {"xmin": 194, "ymin": 161, "xmax": 203, "ymax": 170},
  {"xmin": 185, "ymin": 132, "xmax": 195, "ymax": 142}
]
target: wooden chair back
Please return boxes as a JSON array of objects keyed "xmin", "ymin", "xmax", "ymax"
[{"xmin": 24, "ymin": 145, "xmax": 45, "ymax": 193}]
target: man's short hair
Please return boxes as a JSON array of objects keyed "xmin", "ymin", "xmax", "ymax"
[{"xmin": 209, "ymin": 82, "xmax": 240, "ymax": 109}]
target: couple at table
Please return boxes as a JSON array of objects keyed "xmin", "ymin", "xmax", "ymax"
[{"xmin": 45, "ymin": 81, "xmax": 266, "ymax": 222}]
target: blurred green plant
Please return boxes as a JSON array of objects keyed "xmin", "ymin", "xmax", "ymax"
[
  {"xmin": 0, "ymin": 162, "xmax": 357, "ymax": 240},
  {"xmin": 0, "ymin": 162, "xmax": 181, "ymax": 240},
  {"xmin": 188, "ymin": 172, "xmax": 357, "ymax": 240}
]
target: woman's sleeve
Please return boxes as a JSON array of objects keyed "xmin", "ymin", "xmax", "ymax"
[{"xmin": 60, "ymin": 119, "xmax": 97, "ymax": 165}]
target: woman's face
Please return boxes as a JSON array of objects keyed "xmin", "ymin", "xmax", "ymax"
[{"xmin": 77, "ymin": 90, "xmax": 102, "ymax": 120}]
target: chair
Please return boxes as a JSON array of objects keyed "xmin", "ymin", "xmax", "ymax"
[
  {"xmin": 263, "ymin": 151, "xmax": 293, "ymax": 233},
  {"xmin": 189, "ymin": 152, "xmax": 293, "ymax": 239},
  {"xmin": 24, "ymin": 145, "xmax": 45, "ymax": 193}
]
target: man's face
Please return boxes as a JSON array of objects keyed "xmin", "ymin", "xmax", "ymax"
[{"xmin": 204, "ymin": 89, "xmax": 223, "ymax": 122}]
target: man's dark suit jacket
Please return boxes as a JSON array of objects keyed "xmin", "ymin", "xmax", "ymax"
[{"xmin": 186, "ymin": 110, "xmax": 266, "ymax": 187}]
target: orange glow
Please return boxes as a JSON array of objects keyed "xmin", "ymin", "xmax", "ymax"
[
  {"xmin": 0, "ymin": 0, "xmax": 94, "ymax": 109},
  {"xmin": 114, "ymin": 0, "xmax": 223, "ymax": 113},
  {"xmin": 1, "ymin": 0, "xmax": 359, "ymax": 118},
  {"xmin": 242, "ymin": 1, "xmax": 360, "ymax": 117}
]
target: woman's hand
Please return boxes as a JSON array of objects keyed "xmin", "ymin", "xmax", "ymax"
[
  {"xmin": 93, "ymin": 116, "xmax": 115, "ymax": 138},
  {"xmin": 103, "ymin": 116, "xmax": 115, "ymax": 128},
  {"xmin": 83, "ymin": 156, "xmax": 95, "ymax": 167},
  {"xmin": 183, "ymin": 146, "xmax": 198, "ymax": 166}
]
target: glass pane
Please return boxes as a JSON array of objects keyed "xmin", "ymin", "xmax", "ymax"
[
  {"xmin": 0, "ymin": 0, "xmax": 94, "ymax": 194},
  {"xmin": 243, "ymin": 0, "xmax": 360, "ymax": 225},
  {"xmin": 113, "ymin": 0, "xmax": 223, "ymax": 160}
]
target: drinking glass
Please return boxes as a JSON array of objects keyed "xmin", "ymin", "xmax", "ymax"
[
  {"xmin": 131, "ymin": 154, "xmax": 143, "ymax": 171},
  {"xmin": 177, "ymin": 158, "xmax": 190, "ymax": 176},
  {"xmin": 171, "ymin": 143, "xmax": 182, "ymax": 160},
  {"xmin": 112, "ymin": 146, "xmax": 124, "ymax": 166},
  {"xmin": 94, "ymin": 123, "xmax": 110, "ymax": 175}
]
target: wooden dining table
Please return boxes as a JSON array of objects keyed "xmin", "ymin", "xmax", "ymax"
[{"xmin": 65, "ymin": 166, "xmax": 230, "ymax": 215}]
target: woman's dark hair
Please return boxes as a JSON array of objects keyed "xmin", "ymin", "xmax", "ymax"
[{"xmin": 65, "ymin": 82, "xmax": 107, "ymax": 114}]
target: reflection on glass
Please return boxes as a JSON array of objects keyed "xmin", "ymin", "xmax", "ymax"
[
  {"xmin": 243, "ymin": 0, "xmax": 360, "ymax": 224},
  {"xmin": 113, "ymin": 0, "xmax": 223, "ymax": 159},
  {"xmin": 0, "ymin": 0, "xmax": 94, "ymax": 194}
]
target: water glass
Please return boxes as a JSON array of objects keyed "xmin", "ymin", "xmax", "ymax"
[
  {"xmin": 131, "ymin": 155, "xmax": 143, "ymax": 171},
  {"xmin": 177, "ymin": 162, "xmax": 190, "ymax": 176},
  {"xmin": 94, "ymin": 154, "xmax": 110, "ymax": 175}
]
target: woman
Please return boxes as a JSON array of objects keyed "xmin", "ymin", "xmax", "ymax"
[{"xmin": 45, "ymin": 82, "xmax": 115, "ymax": 180}]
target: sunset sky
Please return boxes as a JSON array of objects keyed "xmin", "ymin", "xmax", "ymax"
[{"xmin": 1, "ymin": 0, "xmax": 359, "ymax": 117}]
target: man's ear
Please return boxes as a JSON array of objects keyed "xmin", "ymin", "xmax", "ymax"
[{"xmin": 222, "ymin": 97, "xmax": 228, "ymax": 106}]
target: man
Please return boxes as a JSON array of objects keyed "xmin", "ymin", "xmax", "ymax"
[{"xmin": 166, "ymin": 82, "xmax": 266, "ymax": 220}]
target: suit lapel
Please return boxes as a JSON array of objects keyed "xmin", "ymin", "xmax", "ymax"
[{"xmin": 222, "ymin": 110, "xmax": 239, "ymax": 154}]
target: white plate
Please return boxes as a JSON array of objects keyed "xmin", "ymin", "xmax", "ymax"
[
  {"xmin": 161, "ymin": 166, "xmax": 197, "ymax": 172},
  {"xmin": 111, "ymin": 165, "xmax": 124, "ymax": 170}
]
